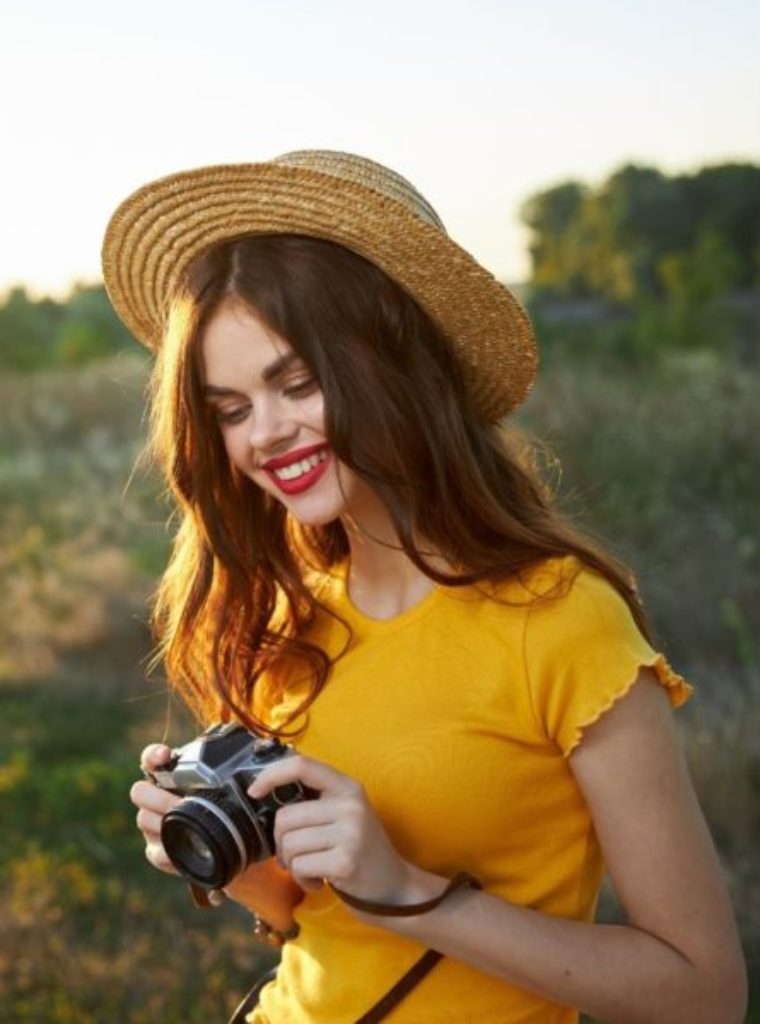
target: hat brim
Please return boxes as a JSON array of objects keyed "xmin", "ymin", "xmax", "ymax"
[{"xmin": 102, "ymin": 162, "xmax": 537, "ymax": 420}]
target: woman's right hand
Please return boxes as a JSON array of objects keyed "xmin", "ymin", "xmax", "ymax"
[
  {"xmin": 128, "ymin": 741, "xmax": 304, "ymax": 930},
  {"xmin": 129, "ymin": 743, "xmax": 181, "ymax": 877}
]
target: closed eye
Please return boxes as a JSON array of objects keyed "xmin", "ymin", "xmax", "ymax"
[
  {"xmin": 214, "ymin": 405, "xmax": 249, "ymax": 425},
  {"xmin": 210, "ymin": 376, "xmax": 317, "ymax": 424},
  {"xmin": 283, "ymin": 376, "xmax": 318, "ymax": 399}
]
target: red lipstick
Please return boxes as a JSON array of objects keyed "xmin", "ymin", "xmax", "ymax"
[
  {"xmin": 261, "ymin": 443, "xmax": 329, "ymax": 471},
  {"xmin": 262, "ymin": 444, "xmax": 331, "ymax": 496}
]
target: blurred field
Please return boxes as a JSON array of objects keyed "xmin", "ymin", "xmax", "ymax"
[
  {"xmin": 0, "ymin": 354, "xmax": 279, "ymax": 1021},
  {"xmin": 0, "ymin": 339, "xmax": 758, "ymax": 1020}
]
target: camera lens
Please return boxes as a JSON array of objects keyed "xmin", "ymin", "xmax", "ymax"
[
  {"xmin": 171, "ymin": 826, "xmax": 217, "ymax": 873},
  {"xmin": 161, "ymin": 792, "xmax": 269, "ymax": 889}
]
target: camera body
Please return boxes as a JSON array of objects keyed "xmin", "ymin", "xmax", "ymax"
[{"xmin": 146, "ymin": 723, "xmax": 312, "ymax": 889}]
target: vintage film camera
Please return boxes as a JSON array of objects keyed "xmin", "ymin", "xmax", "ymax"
[{"xmin": 146, "ymin": 723, "xmax": 313, "ymax": 889}]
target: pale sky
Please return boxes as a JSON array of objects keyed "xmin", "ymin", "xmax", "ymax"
[{"xmin": 2, "ymin": 0, "xmax": 758, "ymax": 297}]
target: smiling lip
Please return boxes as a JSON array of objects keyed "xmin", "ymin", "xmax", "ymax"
[
  {"xmin": 261, "ymin": 443, "xmax": 329, "ymax": 471},
  {"xmin": 261, "ymin": 444, "xmax": 331, "ymax": 496}
]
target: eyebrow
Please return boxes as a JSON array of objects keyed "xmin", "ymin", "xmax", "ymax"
[{"xmin": 203, "ymin": 351, "xmax": 302, "ymax": 397}]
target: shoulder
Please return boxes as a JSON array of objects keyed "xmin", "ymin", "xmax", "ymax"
[
  {"xmin": 518, "ymin": 554, "xmax": 642, "ymax": 652},
  {"xmin": 509, "ymin": 555, "xmax": 694, "ymax": 757},
  {"xmin": 482, "ymin": 554, "xmax": 634, "ymax": 642}
]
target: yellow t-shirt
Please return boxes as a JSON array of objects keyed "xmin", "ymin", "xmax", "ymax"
[{"xmin": 249, "ymin": 556, "xmax": 693, "ymax": 1024}]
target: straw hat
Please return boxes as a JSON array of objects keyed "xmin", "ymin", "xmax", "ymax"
[{"xmin": 101, "ymin": 149, "xmax": 538, "ymax": 420}]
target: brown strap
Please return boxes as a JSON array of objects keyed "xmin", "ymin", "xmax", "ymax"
[
  {"xmin": 354, "ymin": 950, "xmax": 444, "ymax": 1024},
  {"xmin": 188, "ymin": 883, "xmax": 215, "ymax": 908},
  {"xmin": 329, "ymin": 872, "xmax": 482, "ymax": 1024},
  {"xmin": 228, "ymin": 966, "xmax": 279, "ymax": 1024},
  {"xmin": 330, "ymin": 871, "xmax": 481, "ymax": 917}
]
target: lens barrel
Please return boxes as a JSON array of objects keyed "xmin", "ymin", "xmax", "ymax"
[{"xmin": 161, "ymin": 792, "xmax": 267, "ymax": 888}]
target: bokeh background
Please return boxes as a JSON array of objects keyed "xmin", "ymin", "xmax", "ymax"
[{"xmin": 1, "ymin": 1, "xmax": 758, "ymax": 1020}]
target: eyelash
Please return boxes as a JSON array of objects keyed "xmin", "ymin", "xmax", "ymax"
[
  {"xmin": 214, "ymin": 378, "xmax": 317, "ymax": 424},
  {"xmin": 215, "ymin": 407, "xmax": 248, "ymax": 425},
  {"xmin": 284, "ymin": 377, "xmax": 317, "ymax": 398}
]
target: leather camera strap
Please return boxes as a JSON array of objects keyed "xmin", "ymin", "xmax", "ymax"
[
  {"xmin": 329, "ymin": 872, "xmax": 482, "ymax": 1024},
  {"xmin": 353, "ymin": 949, "xmax": 443, "ymax": 1024},
  {"xmin": 330, "ymin": 871, "xmax": 481, "ymax": 917}
]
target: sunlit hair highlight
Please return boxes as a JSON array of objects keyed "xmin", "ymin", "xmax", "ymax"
[{"xmin": 144, "ymin": 234, "xmax": 652, "ymax": 736}]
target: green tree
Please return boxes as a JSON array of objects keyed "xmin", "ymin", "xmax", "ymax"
[
  {"xmin": 0, "ymin": 287, "xmax": 63, "ymax": 371},
  {"xmin": 0, "ymin": 283, "xmax": 137, "ymax": 372},
  {"xmin": 654, "ymin": 229, "xmax": 742, "ymax": 350},
  {"xmin": 521, "ymin": 161, "xmax": 759, "ymax": 308},
  {"xmin": 679, "ymin": 163, "xmax": 760, "ymax": 286},
  {"xmin": 578, "ymin": 164, "xmax": 691, "ymax": 301},
  {"xmin": 52, "ymin": 284, "xmax": 134, "ymax": 365},
  {"xmin": 659, "ymin": 228, "xmax": 742, "ymax": 305},
  {"xmin": 520, "ymin": 181, "xmax": 588, "ymax": 297}
]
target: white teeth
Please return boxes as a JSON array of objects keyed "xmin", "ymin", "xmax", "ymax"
[{"xmin": 273, "ymin": 449, "xmax": 327, "ymax": 481}]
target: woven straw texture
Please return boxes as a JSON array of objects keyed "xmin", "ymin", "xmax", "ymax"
[{"xmin": 101, "ymin": 150, "xmax": 538, "ymax": 420}]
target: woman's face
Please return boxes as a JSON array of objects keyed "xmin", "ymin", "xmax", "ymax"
[{"xmin": 200, "ymin": 298, "xmax": 378, "ymax": 528}]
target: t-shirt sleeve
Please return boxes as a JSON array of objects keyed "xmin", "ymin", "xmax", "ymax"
[{"xmin": 523, "ymin": 560, "xmax": 694, "ymax": 757}]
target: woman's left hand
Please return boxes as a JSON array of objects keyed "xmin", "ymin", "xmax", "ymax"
[{"xmin": 248, "ymin": 754, "xmax": 431, "ymax": 911}]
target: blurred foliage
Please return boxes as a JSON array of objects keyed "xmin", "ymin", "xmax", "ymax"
[
  {"xmin": 0, "ymin": 674, "xmax": 277, "ymax": 1022},
  {"xmin": 0, "ymin": 354, "xmax": 276, "ymax": 1020},
  {"xmin": 0, "ymin": 162, "xmax": 756, "ymax": 378},
  {"xmin": 0, "ymin": 283, "xmax": 134, "ymax": 372},
  {"xmin": 521, "ymin": 161, "xmax": 760, "ymax": 304}
]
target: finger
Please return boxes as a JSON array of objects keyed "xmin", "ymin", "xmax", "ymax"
[
  {"xmin": 289, "ymin": 849, "xmax": 352, "ymax": 887},
  {"xmin": 140, "ymin": 743, "xmax": 173, "ymax": 773},
  {"xmin": 136, "ymin": 808, "xmax": 164, "ymax": 837},
  {"xmin": 299, "ymin": 875, "xmax": 325, "ymax": 893},
  {"xmin": 249, "ymin": 754, "xmax": 360, "ymax": 801},
  {"xmin": 278, "ymin": 824, "xmax": 336, "ymax": 869},
  {"xmin": 273, "ymin": 796, "xmax": 339, "ymax": 844},
  {"xmin": 130, "ymin": 779, "xmax": 181, "ymax": 813},
  {"xmin": 145, "ymin": 841, "xmax": 179, "ymax": 875}
]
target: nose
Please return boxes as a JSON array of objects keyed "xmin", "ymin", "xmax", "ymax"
[{"xmin": 247, "ymin": 393, "xmax": 297, "ymax": 457}]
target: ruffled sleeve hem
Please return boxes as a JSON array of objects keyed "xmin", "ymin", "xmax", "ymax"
[{"xmin": 562, "ymin": 652, "xmax": 694, "ymax": 759}]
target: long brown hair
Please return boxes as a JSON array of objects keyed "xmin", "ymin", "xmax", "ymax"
[{"xmin": 145, "ymin": 234, "xmax": 651, "ymax": 735}]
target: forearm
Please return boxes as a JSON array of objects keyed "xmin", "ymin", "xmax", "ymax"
[
  {"xmin": 224, "ymin": 858, "xmax": 304, "ymax": 931},
  {"xmin": 366, "ymin": 867, "xmax": 739, "ymax": 1024}
]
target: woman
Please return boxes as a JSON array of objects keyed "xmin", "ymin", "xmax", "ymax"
[{"xmin": 111, "ymin": 150, "xmax": 746, "ymax": 1023}]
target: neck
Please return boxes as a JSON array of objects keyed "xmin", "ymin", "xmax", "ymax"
[{"xmin": 340, "ymin": 506, "xmax": 450, "ymax": 619}]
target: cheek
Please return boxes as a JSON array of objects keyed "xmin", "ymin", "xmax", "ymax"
[
  {"xmin": 333, "ymin": 460, "xmax": 363, "ymax": 499},
  {"xmin": 301, "ymin": 392, "xmax": 326, "ymax": 432},
  {"xmin": 219, "ymin": 426, "xmax": 248, "ymax": 470}
]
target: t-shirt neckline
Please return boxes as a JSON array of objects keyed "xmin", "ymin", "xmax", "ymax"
[{"xmin": 330, "ymin": 557, "xmax": 446, "ymax": 634}]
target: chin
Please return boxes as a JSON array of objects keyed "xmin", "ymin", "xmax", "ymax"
[
  {"xmin": 282, "ymin": 496, "xmax": 349, "ymax": 527},
  {"xmin": 258, "ymin": 486, "xmax": 345, "ymax": 527},
  {"xmin": 289, "ymin": 510, "xmax": 344, "ymax": 528},
  {"xmin": 258, "ymin": 466, "xmax": 357, "ymax": 527}
]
